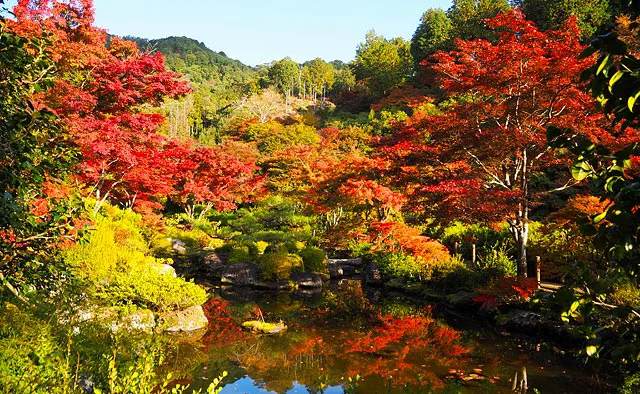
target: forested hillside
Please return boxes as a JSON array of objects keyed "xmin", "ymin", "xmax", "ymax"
[{"xmin": 125, "ymin": 36, "xmax": 255, "ymax": 85}]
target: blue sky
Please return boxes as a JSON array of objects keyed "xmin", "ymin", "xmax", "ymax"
[{"xmin": 93, "ymin": 0, "xmax": 452, "ymax": 66}]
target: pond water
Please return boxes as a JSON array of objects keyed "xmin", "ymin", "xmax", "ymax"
[{"xmin": 168, "ymin": 280, "xmax": 610, "ymax": 394}]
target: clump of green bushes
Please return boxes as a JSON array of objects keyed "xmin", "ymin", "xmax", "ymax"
[{"xmin": 259, "ymin": 250, "xmax": 304, "ymax": 281}]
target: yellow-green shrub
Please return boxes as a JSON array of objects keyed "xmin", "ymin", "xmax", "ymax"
[
  {"xmin": 259, "ymin": 251, "xmax": 303, "ymax": 281},
  {"xmin": 66, "ymin": 203, "xmax": 207, "ymax": 311},
  {"xmin": 299, "ymin": 246, "xmax": 327, "ymax": 273},
  {"xmin": 0, "ymin": 303, "xmax": 66, "ymax": 393}
]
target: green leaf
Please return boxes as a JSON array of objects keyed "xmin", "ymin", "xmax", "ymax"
[
  {"xmin": 571, "ymin": 161, "xmax": 592, "ymax": 181},
  {"xmin": 596, "ymin": 54, "xmax": 610, "ymax": 76},
  {"xmin": 608, "ymin": 70, "xmax": 624, "ymax": 90},
  {"xmin": 586, "ymin": 345, "xmax": 598, "ymax": 356},
  {"xmin": 593, "ymin": 211, "xmax": 607, "ymax": 224},
  {"xmin": 627, "ymin": 90, "xmax": 640, "ymax": 112}
]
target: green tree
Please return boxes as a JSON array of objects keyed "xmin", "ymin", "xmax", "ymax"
[
  {"xmin": 410, "ymin": 9, "xmax": 453, "ymax": 66},
  {"xmin": 268, "ymin": 57, "xmax": 299, "ymax": 96},
  {"xmin": 352, "ymin": 31, "xmax": 413, "ymax": 97},
  {"xmin": 448, "ymin": 0, "xmax": 511, "ymax": 41},
  {"xmin": 515, "ymin": 0, "xmax": 612, "ymax": 39},
  {"xmin": 302, "ymin": 58, "xmax": 335, "ymax": 100},
  {"xmin": 333, "ymin": 67, "xmax": 356, "ymax": 94}
]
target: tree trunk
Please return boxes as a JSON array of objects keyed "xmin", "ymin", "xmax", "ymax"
[
  {"xmin": 513, "ymin": 150, "xmax": 530, "ymax": 278},
  {"xmin": 515, "ymin": 219, "xmax": 529, "ymax": 277}
]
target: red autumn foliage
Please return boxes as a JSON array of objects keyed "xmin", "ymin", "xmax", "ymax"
[
  {"xmin": 370, "ymin": 85, "xmax": 434, "ymax": 112},
  {"xmin": 376, "ymin": 10, "xmax": 615, "ymax": 276},
  {"xmin": 473, "ymin": 277, "xmax": 539, "ymax": 309},
  {"xmin": 171, "ymin": 142, "xmax": 265, "ymax": 218},
  {"xmin": 8, "ymin": 0, "xmax": 264, "ymax": 216},
  {"xmin": 200, "ymin": 297, "xmax": 245, "ymax": 350},
  {"xmin": 369, "ymin": 221, "xmax": 450, "ymax": 264}
]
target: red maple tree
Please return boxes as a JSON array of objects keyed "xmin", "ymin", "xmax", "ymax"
[
  {"xmin": 9, "ymin": 0, "xmax": 263, "ymax": 218},
  {"xmin": 379, "ymin": 10, "xmax": 610, "ymax": 276}
]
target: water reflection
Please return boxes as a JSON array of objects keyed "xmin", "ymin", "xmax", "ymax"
[{"xmin": 178, "ymin": 281, "xmax": 606, "ymax": 393}]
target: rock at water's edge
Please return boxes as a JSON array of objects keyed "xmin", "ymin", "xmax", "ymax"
[
  {"xmin": 157, "ymin": 305, "xmax": 209, "ymax": 332},
  {"xmin": 221, "ymin": 263, "xmax": 259, "ymax": 286},
  {"xmin": 291, "ymin": 272, "xmax": 324, "ymax": 288}
]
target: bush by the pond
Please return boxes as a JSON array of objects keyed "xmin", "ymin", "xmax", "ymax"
[
  {"xmin": 210, "ymin": 195, "xmax": 316, "ymax": 246},
  {"xmin": 66, "ymin": 203, "xmax": 207, "ymax": 311},
  {"xmin": 367, "ymin": 222, "xmax": 451, "ymax": 280},
  {"xmin": 435, "ymin": 221, "xmax": 511, "ymax": 256},
  {"xmin": 299, "ymin": 246, "xmax": 327, "ymax": 273},
  {"xmin": 259, "ymin": 251, "xmax": 303, "ymax": 281},
  {"xmin": 477, "ymin": 243, "xmax": 517, "ymax": 278},
  {"xmin": 374, "ymin": 252, "xmax": 427, "ymax": 280},
  {"xmin": 222, "ymin": 241, "xmax": 261, "ymax": 264},
  {"xmin": 430, "ymin": 256, "xmax": 487, "ymax": 292}
]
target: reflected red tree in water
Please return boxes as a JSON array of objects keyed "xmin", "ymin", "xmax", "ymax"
[
  {"xmin": 200, "ymin": 297, "xmax": 246, "ymax": 350},
  {"xmin": 198, "ymin": 290, "xmax": 474, "ymax": 391},
  {"xmin": 341, "ymin": 313, "xmax": 470, "ymax": 388}
]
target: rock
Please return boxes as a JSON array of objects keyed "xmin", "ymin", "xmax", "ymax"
[
  {"xmin": 328, "ymin": 264, "xmax": 343, "ymax": 278},
  {"xmin": 221, "ymin": 263, "xmax": 259, "ymax": 286},
  {"xmin": 114, "ymin": 309, "xmax": 156, "ymax": 333},
  {"xmin": 242, "ymin": 320, "xmax": 287, "ymax": 334},
  {"xmin": 342, "ymin": 265, "xmax": 357, "ymax": 276},
  {"xmin": 328, "ymin": 259, "xmax": 360, "ymax": 278},
  {"xmin": 203, "ymin": 252, "xmax": 227, "ymax": 272},
  {"xmin": 158, "ymin": 305, "xmax": 209, "ymax": 332},
  {"xmin": 74, "ymin": 307, "xmax": 156, "ymax": 333},
  {"xmin": 170, "ymin": 238, "xmax": 187, "ymax": 253},
  {"xmin": 446, "ymin": 291, "xmax": 478, "ymax": 308},
  {"xmin": 87, "ymin": 308, "xmax": 157, "ymax": 333},
  {"xmin": 154, "ymin": 264, "xmax": 176, "ymax": 278},
  {"xmin": 499, "ymin": 311, "xmax": 541, "ymax": 333},
  {"xmin": 364, "ymin": 263, "xmax": 383, "ymax": 286},
  {"xmin": 291, "ymin": 272, "xmax": 324, "ymax": 288}
]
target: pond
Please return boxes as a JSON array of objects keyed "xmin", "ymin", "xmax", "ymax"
[{"xmin": 167, "ymin": 280, "xmax": 609, "ymax": 394}]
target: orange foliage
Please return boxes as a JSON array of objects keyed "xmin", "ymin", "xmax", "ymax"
[{"xmin": 369, "ymin": 221, "xmax": 450, "ymax": 264}]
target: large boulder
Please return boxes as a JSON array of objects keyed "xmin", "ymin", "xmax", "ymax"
[
  {"xmin": 202, "ymin": 252, "xmax": 229, "ymax": 273},
  {"xmin": 114, "ymin": 309, "xmax": 156, "ymax": 333},
  {"xmin": 498, "ymin": 311, "xmax": 542, "ymax": 334},
  {"xmin": 327, "ymin": 258, "xmax": 363, "ymax": 267},
  {"xmin": 221, "ymin": 263, "xmax": 259, "ymax": 286},
  {"xmin": 170, "ymin": 238, "xmax": 187, "ymax": 254},
  {"xmin": 157, "ymin": 305, "xmax": 209, "ymax": 332},
  {"xmin": 76, "ymin": 307, "xmax": 156, "ymax": 334},
  {"xmin": 153, "ymin": 263, "xmax": 177, "ymax": 278},
  {"xmin": 364, "ymin": 263, "xmax": 383, "ymax": 286},
  {"xmin": 291, "ymin": 272, "xmax": 324, "ymax": 288}
]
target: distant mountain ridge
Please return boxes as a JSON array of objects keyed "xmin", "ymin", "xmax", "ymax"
[{"xmin": 124, "ymin": 36, "xmax": 255, "ymax": 85}]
